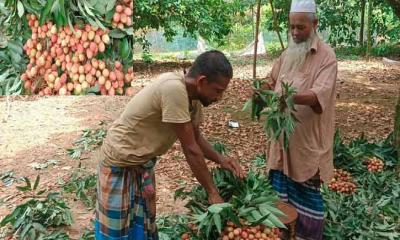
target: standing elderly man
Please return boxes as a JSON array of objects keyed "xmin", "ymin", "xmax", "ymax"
[
  {"xmin": 95, "ymin": 50, "xmax": 245, "ymax": 240},
  {"xmin": 262, "ymin": 0, "xmax": 337, "ymax": 239}
]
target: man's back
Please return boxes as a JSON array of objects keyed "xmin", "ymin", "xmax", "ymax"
[{"xmin": 98, "ymin": 72, "xmax": 203, "ymax": 167}]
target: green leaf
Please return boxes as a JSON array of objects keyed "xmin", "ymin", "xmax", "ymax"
[
  {"xmin": 267, "ymin": 212, "xmax": 286, "ymax": 228},
  {"xmin": 33, "ymin": 175, "xmax": 40, "ymax": 190},
  {"xmin": 242, "ymin": 99, "xmax": 252, "ymax": 111},
  {"xmin": 250, "ymin": 209, "xmax": 263, "ymax": 221},
  {"xmin": 208, "ymin": 204, "xmax": 223, "ymax": 214},
  {"xmin": 122, "ymin": 28, "xmax": 133, "ymax": 35},
  {"xmin": 17, "ymin": 1, "xmax": 24, "ymax": 18},
  {"xmin": 54, "ymin": 9, "xmax": 64, "ymax": 27},
  {"xmin": 91, "ymin": 0, "xmax": 116, "ymax": 15},
  {"xmin": 105, "ymin": 0, "xmax": 117, "ymax": 12},
  {"xmin": 14, "ymin": 207, "xmax": 30, "ymax": 229},
  {"xmin": 85, "ymin": 16, "xmax": 98, "ymax": 28},
  {"xmin": 7, "ymin": 40, "xmax": 23, "ymax": 55},
  {"xmin": 32, "ymin": 222, "xmax": 47, "ymax": 233},
  {"xmin": 86, "ymin": 85, "xmax": 100, "ymax": 94},
  {"xmin": 29, "ymin": 227, "xmax": 37, "ymax": 240},
  {"xmin": 109, "ymin": 29, "xmax": 127, "ymax": 39},
  {"xmin": 0, "ymin": 211, "xmax": 17, "ymax": 226},
  {"xmin": 82, "ymin": 0, "xmax": 96, "ymax": 17},
  {"xmin": 6, "ymin": 77, "xmax": 22, "ymax": 95},
  {"xmin": 194, "ymin": 212, "xmax": 207, "ymax": 222},
  {"xmin": 24, "ymin": 176, "xmax": 32, "ymax": 189},
  {"xmin": 20, "ymin": 223, "xmax": 33, "ymax": 239},
  {"xmin": 261, "ymin": 218, "xmax": 275, "ymax": 227},
  {"xmin": 93, "ymin": 17, "xmax": 106, "ymax": 30},
  {"xmin": 105, "ymin": 8, "xmax": 114, "ymax": 22},
  {"xmin": 238, "ymin": 206, "xmax": 256, "ymax": 216},
  {"xmin": 37, "ymin": 189, "xmax": 46, "ymax": 195},
  {"xmin": 67, "ymin": 13, "xmax": 75, "ymax": 32},
  {"xmin": 261, "ymin": 204, "xmax": 285, "ymax": 217},
  {"xmin": 213, "ymin": 214, "xmax": 222, "ymax": 233},
  {"xmin": 376, "ymin": 231, "xmax": 400, "ymax": 238},
  {"xmin": 16, "ymin": 186, "xmax": 31, "ymax": 192},
  {"xmin": 244, "ymin": 193, "xmax": 253, "ymax": 202},
  {"xmin": 60, "ymin": 0, "xmax": 67, "ymax": 21},
  {"xmin": 39, "ymin": 0, "xmax": 55, "ymax": 26},
  {"xmin": 120, "ymin": 38, "xmax": 130, "ymax": 59}
]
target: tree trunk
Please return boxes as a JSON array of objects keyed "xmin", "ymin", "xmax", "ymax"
[
  {"xmin": 269, "ymin": 0, "xmax": 285, "ymax": 50},
  {"xmin": 253, "ymin": 0, "xmax": 262, "ymax": 80},
  {"xmin": 360, "ymin": 0, "xmax": 366, "ymax": 45},
  {"xmin": 385, "ymin": 0, "xmax": 400, "ymax": 17},
  {"xmin": 366, "ymin": 0, "xmax": 373, "ymax": 59},
  {"xmin": 252, "ymin": 5, "xmax": 255, "ymax": 39},
  {"xmin": 384, "ymin": 0, "xmax": 400, "ymax": 160},
  {"xmin": 395, "ymin": 93, "xmax": 400, "ymax": 161}
]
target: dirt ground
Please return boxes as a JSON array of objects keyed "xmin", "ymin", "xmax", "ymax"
[{"xmin": 0, "ymin": 58, "xmax": 399, "ymax": 239}]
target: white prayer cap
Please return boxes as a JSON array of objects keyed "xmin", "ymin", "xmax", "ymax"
[{"xmin": 290, "ymin": 0, "xmax": 316, "ymax": 13}]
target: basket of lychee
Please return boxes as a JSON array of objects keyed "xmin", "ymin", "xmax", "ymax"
[
  {"xmin": 180, "ymin": 221, "xmax": 281, "ymax": 240},
  {"xmin": 364, "ymin": 157, "xmax": 384, "ymax": 172},
  {"xmin": 220, "ymin": 223, "xmax": 281, "ymax": 240},
  {"xmin": 328, "ymin": 169, "xmax": 357, "ymax": 194}
]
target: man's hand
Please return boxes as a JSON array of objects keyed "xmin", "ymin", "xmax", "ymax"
[
  {"xmin": 208, "ymin": 191, "xmax": 224, "ymax": 204},
  {"xmin": 279, "ymin": 94, "xmax": 287, "ymax": 112},
  {"xmin": 220, "ymin": 157, "xmax": 246, "ymax": 179},
  {"xmin": 246, "ymin": 81, "xmax": 271, "ymax": 99},
  {"xmin": 194, "ymin": 128, "xmax": 245, "ymax": 180},
  {"xmin": 171, "ymin": 122, "xmax": 221, "ymax": 200},
  {"xmin": 292, "ymin": 90, "xmax": 322, "ymax": 114},
  {"xmin": 147, "ymin": 194, "xmax": 156, "ymax": 218}
]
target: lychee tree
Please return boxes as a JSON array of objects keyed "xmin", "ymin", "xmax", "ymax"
[{"xmin": 385, "ymin": 0, "xmax": 400, "ymax": 159}]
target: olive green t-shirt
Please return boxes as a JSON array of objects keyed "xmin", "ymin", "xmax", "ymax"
[{"xmin": 98, "ymin": 72, "xmax": 203, "ymax": 167}]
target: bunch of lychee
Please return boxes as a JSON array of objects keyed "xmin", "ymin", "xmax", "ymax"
[
  {"xmin": 112, "ymin": 0, "xmax": 133, "ymax": 29},
  {"xmin": 364, "ymin": 157, "xmax": 384, "ymax": 172},
  {"xmin": 328, "ymin": 169, "xmax": 357, "ymax": 194},
  {"xmin": 21, "ymin": 14, "xmax": 135, "ymax": 96}
]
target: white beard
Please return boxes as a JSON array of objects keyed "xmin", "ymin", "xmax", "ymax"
[{"xmin": 280, "ymin": 30, "xmax": 316, "ymax": 77}]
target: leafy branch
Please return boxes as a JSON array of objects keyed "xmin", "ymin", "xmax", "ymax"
[
  {"xmin": 0, "ymin": 176, "xmax": 73, "ymax": 240},
  {"xmin": 174, "ymin": 169, "xmax": 285, "ymax": 239},
  {"xmin": 63, "ymin": 169, "xmax": 97, "ymax": 208},
  {"xmin": 67, "ymin": 121, "xmax": 107, "ymax": 160},
  {"xmin": 244, "ymin": 81, "xmax": 298, "ymax": 149}
]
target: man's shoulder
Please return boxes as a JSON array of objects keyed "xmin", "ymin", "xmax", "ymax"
[
  {"xmin": 153, "ymin": 72, "xmax": 184, "ymax": 89},
  {"xmin": 318, "ymin": 39, "xmax": 336, "ymax": 59},
  {"xmin": 152, "ymin": 72, "xmax": 188, "ymax": 100},
  {"xmin": 157, "ymin": 72, "xmax": 184, "ymax": 82},
  {"xmin": 143, "ymin": 72, "xmax": 183, "ymax": 93}
]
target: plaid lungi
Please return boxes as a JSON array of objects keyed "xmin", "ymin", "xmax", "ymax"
[
  {"xmin": 95, "ymin": 160, "xmax": 158, "ymax": 240},
  {"xmin": 269, "ymin": 170, "xmax": 324, "ymax": 240}
]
